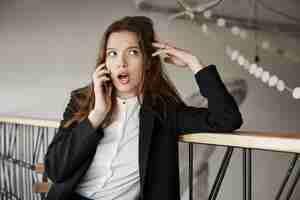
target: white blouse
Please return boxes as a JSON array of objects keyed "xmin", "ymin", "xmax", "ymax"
[{"xmin": 75, "ymin": 96, "xmax": 141, "ymax": 200}]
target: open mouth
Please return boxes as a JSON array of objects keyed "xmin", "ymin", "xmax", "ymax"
[{"xmin": 117, "ymin": 73, "xmax": 129, "ymax": 84}]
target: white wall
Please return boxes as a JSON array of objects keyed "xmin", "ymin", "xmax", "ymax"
[{"xmin": 1, "ymin": 0, "xmax": 300, "ymax": 199}]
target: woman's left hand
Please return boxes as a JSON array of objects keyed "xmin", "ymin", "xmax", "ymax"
[{"xmin": 152, "ymin": 41, "xmax": 206, "ymax": 73}]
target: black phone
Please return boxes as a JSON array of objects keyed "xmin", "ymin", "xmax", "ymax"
[{"xmin": 103, "ymin": 65, "xmax": 112, "ymax": 94}]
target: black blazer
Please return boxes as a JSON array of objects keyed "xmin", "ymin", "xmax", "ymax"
[{"xmin": 44, "ymin": 65, "xmax": 243, "ymax": 200}]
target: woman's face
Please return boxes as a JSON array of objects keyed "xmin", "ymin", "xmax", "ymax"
[{"xmin": 105, "ymin": 31, "xmax": 144, "ymax": 98}]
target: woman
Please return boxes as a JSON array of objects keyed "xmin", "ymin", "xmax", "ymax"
[{"xmin": 44, "ymin": 16, "xmax": 243, "ymax": 200}]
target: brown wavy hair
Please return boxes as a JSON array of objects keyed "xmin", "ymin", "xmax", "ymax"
[{"xmin": 63, "ymin": 16, "xmax": 186, "ymax": 128}]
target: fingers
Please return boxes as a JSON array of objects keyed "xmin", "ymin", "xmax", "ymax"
[
  {"xmin": 94, "ymin": 63, "xmax": 110, "ymax": 77},
  {"xmin": 97, "ymin": 76, "xmax": 110, "ymax": 83},
  {"xmin": 93, "ymin": 63, "xmax": 111, "ymax": 86},
  {"xmin": 152, "ymin": 42, "xmax": 169, "ymax": 57},
  {"xmin": 95, "ymin": 69, "xmax": 110, "ymax": 78},
  {"xmin": 152, "ymin": 41, "xmax": 179, "ymax": 57},
  {"xmin": 152, "ymin": 47, "xmax": 179, "ymax": 58},
  {"xmin": 152, "ymin": 45, "xmax": 189, "ymax": 68},
  {"xmin": 152, "ymin": 42, "xmax": 172, "ymax": 50},
  {"xmin": 152, "ymin": 42, "xmax": 190, "ymax": 58},
  {"xmin": 95, "ymin": 63, "xmax": 109, "ymax": 72},
  {"xmin": 152, "ymin": 38, "xmax": 193, "ymax": 68},
  {"xmin": 152, "ymin": 49, "xmax": 167, "ymax": 57}
]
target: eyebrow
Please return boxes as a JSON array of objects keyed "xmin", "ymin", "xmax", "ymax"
[{"xmin": 106, "ymin": 46, "xmax": 140, "ymax": 51}]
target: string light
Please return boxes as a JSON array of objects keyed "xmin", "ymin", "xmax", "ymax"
[
  {"xmin": 200, "ymin": 9, "xmax": 300, "ymax": 63},
  {"xmin": 249, "ymin": 63, "xmax": 257, "ymax": 74},
  {"xmin": 203, "ymin": 10, "xmax": 212, "ymax": 19},
  {"xmin": 277, "ymin": 80, "xmax": 285, "ymax": 92},
  {"xmin": 217, "ymin": 18, "xmax": 226, "ymax": 27},
  {"xmin": 244, "ymin": 60, "xmax": 250, "ymax": 70},
  {"xmin": 237, "ymin": 55, "xmax": 245, "ymax": 66},
  {"xmin": 231, "ymin": 50, "xmax": 239, "ymax": 61},
  {"xmin": 268, "ymin": 75, "xmax": 279, "ymax": 87},
  {"xmin": 262, "ymin": 71, "xmax": 270, "ymax": 83},
  {"xmin": 254, "ymin": 67, "xmax": 263, "ymax": 78},
  {"xmin": 196, "ymin": 10, "xmax": 299, "ymax": 100},
  {"xmin": 225, "ymin": 45, "xmax": 299, "ymax": 99},
  {"xmin": 293, "ymin": 87, "xmax": 300, "ymax": 99},
  {"xmin": 262, "ymin": 41, "xmax": 270, "ymax": 49},
  {"xmin": 201, "ymin": 23, "xmax": 208, "ymax": 33},
  {"xmin": 231, "ymin": 26, "xmax": 240, "ymax": 35}
]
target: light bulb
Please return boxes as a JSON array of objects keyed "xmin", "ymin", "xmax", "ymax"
[
  {"xmin": 231, "ymin": 50, "xmax": 239, "ymax": 61},
  {"xmin": 249, "ymin": 63, "xmax": 257, "ymax": 74},
  {"xmin": 268, "ymin": 75, "xmax": 279, "ymax": 87},
  {"xmin": 262, "ymin": 41, "xmax": 270, "ymax": 50},
  {"xmin": 276, "ymin": 80, "xmax": 285, "ymax": 92},
  {"xmin": 217, "ymin": 18, "xmax": 226, "ymax": 27},
  {"xmin": 203, "ymin": 10, "xmax": 212, "ymax": 19},
  {"xmin": 293, "ymin": 87, "xmax": 300, "ymax": 99},
  {"xmin": 238, "ymin": 55, "xmax": 245, "ymax": 66},
  {"xmin": 201, "ymin": 24, "xmax": 208, "ymax": 33},
  {"xmin": 262, "ymin": 71, "xmax": 270, "ymax": 83},
  {"xmin": 243, "ymin": 60, "xmax": 250, "ymax": 70},
  {"xmin": 254, "ymin": 67, "xmax": 263, "ymax": 78},
  {"xmin": 231, "ymin": 26, "xmax": 240, "ymax": 35}
]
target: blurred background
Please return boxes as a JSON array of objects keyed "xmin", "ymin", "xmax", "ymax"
[{"xmin": 1, "ymin": 0, "xmax": 300, "ymax": 199}]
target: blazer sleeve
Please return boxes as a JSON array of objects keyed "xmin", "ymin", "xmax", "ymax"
[
  {"xmin": 176, "ymin": 65, "xmax": 243, "ymax": 134},
  {"xmin": 44, "ymin": 90, "xmax": 104, "ymax": 183}
]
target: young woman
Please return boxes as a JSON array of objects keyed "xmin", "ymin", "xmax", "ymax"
[{"xmin": 44, "ymin": 16, "xmax": 243, "ymax": 200}]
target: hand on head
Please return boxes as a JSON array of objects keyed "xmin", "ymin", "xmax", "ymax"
[{"xmin": 152, "ymin": 33, "xmax": 204, "ymax": 70}]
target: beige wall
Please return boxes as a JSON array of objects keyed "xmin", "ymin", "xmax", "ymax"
[{"xmin": 1, "ymin": 0, "xmax": 300, "ymax": 199}]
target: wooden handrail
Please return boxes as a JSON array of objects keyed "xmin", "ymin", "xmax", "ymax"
[
  {"xmin": 0, "ymin": 115, "xmax": 59, "ymax": 128},
  {"xmin": 1, "ymin": 116, "xmax": 300, "ymax": 153},
  {"xmin": 179, "ymin": 131, "xmax": 300, "ymax": 153},
  {"xmin": 32, "ymin": 182, "xmax": 50, "ymax": 193}
]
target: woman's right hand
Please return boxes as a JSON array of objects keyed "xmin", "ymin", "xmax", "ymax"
[{"xmin": 88, "ymin": 63, "xmax": 112, "ymax": 128}]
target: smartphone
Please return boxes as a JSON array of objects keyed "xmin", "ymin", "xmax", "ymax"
[{"xmin": 102, "ymin": 65, "xmax": 111, "ymax": 95}]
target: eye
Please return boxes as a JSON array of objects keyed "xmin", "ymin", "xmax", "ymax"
[
  {"xmin": 107, "ymin": 51, "xmax": 116, "ymax": 57},
  {"xmin": 129, "ymin": 49, "xmax": 140, "ymax": 56}
]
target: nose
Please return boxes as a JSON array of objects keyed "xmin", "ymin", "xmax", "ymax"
[{"xmin": 116, "ymin": 53, "xmax": 128, "ymax": 68}]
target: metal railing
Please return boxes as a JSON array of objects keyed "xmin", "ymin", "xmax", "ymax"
[
  {"xmin": 1, "ymin": 115, "xmax": 300, "ymax": 200},
  {"xmin": 0, "ymin": 115, "xmax": 214, "ymax": 200},
  {"xmin": 0, "ymin": 116, "xmax": 59, "ymax": 200},
  {"xmin": 179, "ymin": 132, "xmax": 300, "ymax": 200}
]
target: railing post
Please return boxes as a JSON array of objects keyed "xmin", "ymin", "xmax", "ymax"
[
  {"xmin": 275, "ymin": 153, "xmax": 298, "ymax": 200},
  {"xmin": 189, "ymin": 143, "xmax": 194, "ymax": 200},
  {"xmin": 243, "ymin": 148, "xmax": 252, "ymax": 200},
  {"xmin": 208, "ymin": 147, "xmax": 234, "ymax": 200},
  {"xmin": 0, "ymin": 120, "xmax": 56, "ymax": 200},
  {"xmin": 286, "ymin": 156, "xmax": 300, "ymax": 200}
]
